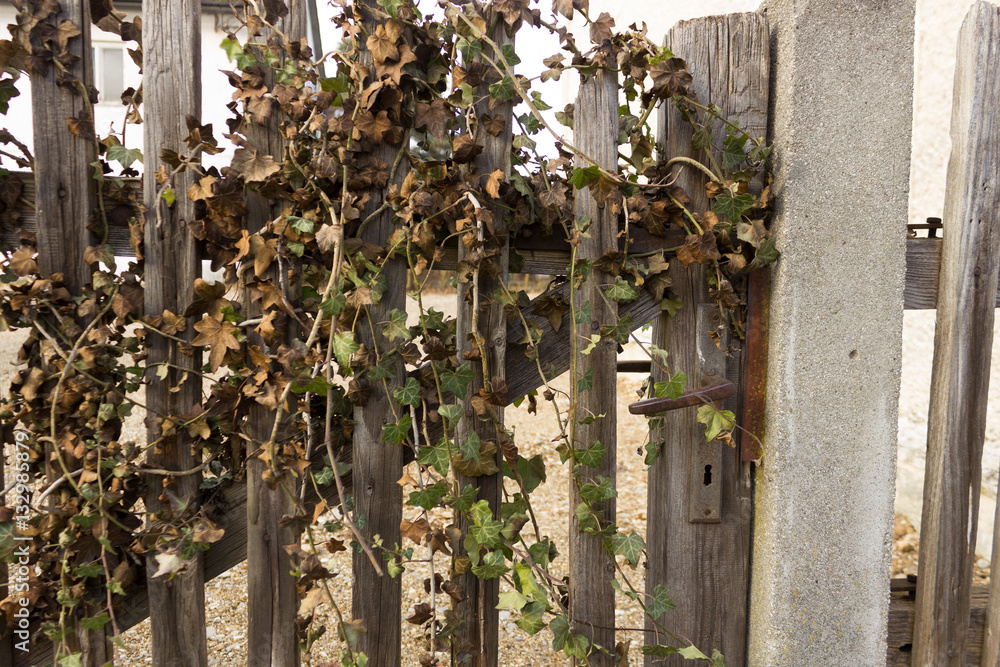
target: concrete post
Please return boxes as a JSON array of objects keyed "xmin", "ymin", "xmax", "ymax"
[{"xmin": 749, "ymin": 1, "xmax": 915, "ymax": 664}]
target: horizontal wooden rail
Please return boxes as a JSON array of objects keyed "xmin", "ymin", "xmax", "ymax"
[
  {"xmin": 0, "ymin": 172, "xmax": 683, "ymax": 275},
  {"xmin": 888, "ymin": 580, "xmax": 988, "ymax": 665}
]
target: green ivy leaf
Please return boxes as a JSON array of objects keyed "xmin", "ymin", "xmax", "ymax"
[
  {"xmin": 575, "ymin": 440, "xmax": 606, "ymax": 468},
  {"xmin": 377, "ymin": 0, "xmax": 405, "ymax": 18},
  {"xmin": 505, "ymin": 454, "xmax": 546, "ymax": 493},
  {"xmin": 574, "ymin": 502, "xmax": 599, "ymax": 534},
  {"xmin": 445, "ymin": 483, "xmax": 478, "ymax": 511},
  {"xmin": 647, "ymin": 583, "xmax": 676, "ymax": 620},
  {"xmin": 382, "ymin": 414, "xmax": 412, "ymax": 445},
  {"xmin": 79, "ymin": 612, "xmax": 110, "ymax": 631},
  {"xmin": 550, "ymin": 612, "xmax": 589, "ymax": 658},
  {"xmin": 580, "ymin": 334, "xmax": 601, "ymax": 355},
  {"xmin": 606, "ymin": 276, "xmax": 638, "ymax": 303},
  {"xmin": 721, "ymin": 131, "xmax": 749, "ymax": 168},
  {"xmin": 497, "ymin": 590, "xmax": 527, "ymax": 611},
  {"xmin": 515, "ymin": 600, "xmax": 548, "ymax": 635},
  {"xmin": 568, "ymin": 166, "xmax": 600, "ymax": 190},
  {"xmin": 712, "ymin": 191, "xmax": 755, "ymax": 222},
  {"xmin": 392, "ymin": 377, "xmax": 420, "ymax": 406},
  {"xmin": 696, "ymin": 405, "xmax": 735, "ymax": 442},
  {"xmin": 442, "ymin": 363, "xmax": 476, "ymax": 399},
  {"xmin": 460, "ymin": 431, "xmax": 482, "ymax": 465},
  {"xmin": 417, "ymin": 438, "xmax": 451, "ymax": 476},
  {"xmin": 381, "ymin": 309, "xmax": 412, "ymax": 342},
  {"xmin": 437, "ymin": 403, "xmax": 463, "ymax": 423},
  {"xmin": 600, "ymin": 313, "xmax": 634, "ymax": 345},
  {"xmin": 611, "ymin": 530, "xmax": 645, "ymax": 566},
  {"xmin": 747, "ymin": 235, "xmax": 779, "ymax": 271},
  {"xmin": 574, "ymin": 300, "xmax": 592, "ymax": 324},
  {"xmin": 641, "ymin": 645, "xmax": 678, "ymax": 658},
  {"xmin": 469, "ymin": 501, "xmax": 503, "ymax": 548},
  {"xmin": 332, "ymin": 331, "xmax": 360, "ymax": 369},
  {"xmin": 679, "ymin": 645, "xmax": 710, "ymax": 660},
  {"xmin": 406, "ymin": 480, "xmax": 448, "ymax": 510},
  {"xmin": 471, "ymin": 549, "xmax": 508, "ymax": 579},
  {"xmin": 368, "ymin": 356, "xmax": 395, "ymax": 382},
  {"xmin": 654, "ymin": 371, "xmax": 687, "ymax": 400},
  {"xmin": 576, "ymin": 367, "xmax": 594, "ymax": 393},
  {"xmin": 489, "ymin": 74, "xmax": 515, "ymax": 100},
  {"xmin": 314, "ymin": 467, "xmax": 334, "ymax": 486},
  {"xmin": 643, "ymin": 441, "xmax": 662, "ymax": 467},
  {"xmin": 580, "ymin": 476, "xmax": 617, "ymax": 502},
  {"xmin": 107, "ymin": 144, "xmax": 143, "ymax": 169},
  {"xmin": 661, "ymin": 297, "xmax": 683, "ymax": 317}
]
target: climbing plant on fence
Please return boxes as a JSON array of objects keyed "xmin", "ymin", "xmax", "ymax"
[{"xmin": 0, "ymin": 0, "xmax": 772, "ymax": 664}]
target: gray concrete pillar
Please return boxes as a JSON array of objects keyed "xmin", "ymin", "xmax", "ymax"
[{"xmin": 748, "ymin": 1, "xmax": 915, "ymax": 664}]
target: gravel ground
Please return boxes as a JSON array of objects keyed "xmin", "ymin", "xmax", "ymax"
[{"xmin": 2, "ymin": 291, "xmax": 995, "ymax": 665}]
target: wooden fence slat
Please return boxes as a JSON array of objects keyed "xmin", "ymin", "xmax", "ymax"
[
  {"xmin": 31, "ymin": 0, "xmax": 96, "ymax": 294},
  {"xmin": 645, "ymin": 14, "xmax": 767, "ymax": 667},
  {"xmin": 352, "ymin": 2, "xmax": 407, "ymax": 662},
  {"xmin": 912, "ymin": 4, "xmax": 1000, "ymax": 665},
  {"xmin": 568, "ymin": 66, "xmax": 618, "ymax": 666},
  {"xmin": 141, "ymin": 2, "xmax": 208, "ymax": 666},
  {"xmin": 242, "ymin": 4, "xmax": 308, "ymax": 666},
  {"xmin": 451, "ymin": 15, "xmax": 513, "ymax": 667},
  {"xmin": 29, "ymin": 2, "xmax": 112, "ymax": 663}
]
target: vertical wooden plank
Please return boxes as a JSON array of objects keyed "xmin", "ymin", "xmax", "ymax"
[
  {"xmin": 31, "ymin": 0, "xmax": 96, "ymax": 293},
  {"xmin": 451, "ymin": 15, "xmax": 512, "ymax": 667},
  {"xmin": 142, "ymin": 2, "xmax": 207, "ymax": 666},
  {"xmin": 241, "ymin": 4, "xmax": 307, "ymax": 667},
  {"xmin": 569, "ymin": 66, "xmax": 618, "ymax": 666},
  {"xmin": 28, "ymin": 3, "xmax": 111, "ymax": 664},
  {"xmin": 645, "ymin": 14, "xmax": 767, "ymax": 666},
  {"xmin": 352, "ymin": 1, "xmax": 407, "ymax": 663},
  {"xmin": 912, "ymin": 4, "xmax": 1000, "ymax": 665}
]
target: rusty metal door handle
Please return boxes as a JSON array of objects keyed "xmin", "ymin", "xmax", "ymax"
[{"xmin": 628, "ymin": 378, "xmax": 736, "ymax": 415}]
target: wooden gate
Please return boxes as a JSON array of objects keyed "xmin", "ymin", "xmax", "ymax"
[{"xmin": 0, "ymin": 2, "xmax": 762, "ymax": 666}]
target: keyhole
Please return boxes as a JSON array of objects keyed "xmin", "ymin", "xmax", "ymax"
[{"xmin": 703, "ymin": 465, "xmax": 712, "ymax": 486}]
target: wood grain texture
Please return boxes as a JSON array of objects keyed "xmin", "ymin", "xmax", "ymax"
[
  {"xmin": 450, "ymin": 16, "xmax": 512, "ymax": 667},
  {"xmin": 567, "ymin": 67, "xmax": 618, "ymax": 666},
  {"xmin": 645, "ymin": 14, "xmax": 767, "ymax": 666},
  {"xmin": 141, "ymin": 2, "xmax": 208, "ymax": 666},
  {"xmin": 912, "ymin": 4, "xmax": 1000, "ymax": 665},
  {"xmin": 351, "ymin": 3, "xmax": 407, "ymax": 662},
  {"xmin": 242, "ymin": 4, "xmax": 307, "ymax": 666},
  {"xmin": 31, "ymin": 0, "xmax": 97, "ymax": 294},
  {"xmin": 888, "ymin": 584, "xmax": 989, "ymax": 665}
]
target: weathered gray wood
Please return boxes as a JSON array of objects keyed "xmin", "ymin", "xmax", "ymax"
[
  {"xmin": 911, "ymin": 5, "xmax": 1000, "ymax": 665},
  {"xmin": 687, "ymin": 305, "xmax": 725, "ymax": 524},
  {"xmin": 888, "ymin": 583, "xmax": 989, "ymax": 665},
  {"xmin": 242, "ymin": 4, "xmax": 308, "ymax": 666},
  {"xmin": 31, "ymin": 0, "xmax": 97, "ymax": 294},
  {"xmin": 142, "ymin": 2, "xmax": 208, "ymax": 666},
  {"xmin": 351, "ymin": 2, "xmax": 407, "ymax": 662},
  {"xmin": 567, "ymin": 67, "xmax": 618, "ymax": 666},
  {"xmin": 451, "ymin": 16, "xmax": 512, "ymax": 667},
  {"xmin": 26, "ymin": 1, "xmax": 110, "ymax": 663},
  {"xmin": 645, "ymin": 14, "xmax": 767, "ymax": 666}
]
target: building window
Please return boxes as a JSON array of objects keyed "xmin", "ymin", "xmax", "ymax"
[{"xmin": 93, "ymin": 45, "xmax": 125, "ymax": 105}]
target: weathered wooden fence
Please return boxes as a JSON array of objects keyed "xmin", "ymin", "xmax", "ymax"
[
  {"xmin": 9, "ymin": 1, "xmax": 1000, "ymax": 666},
  {"xmin": 887, "ymin": 3, "xmax": 1000, "ymax": 665}
]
